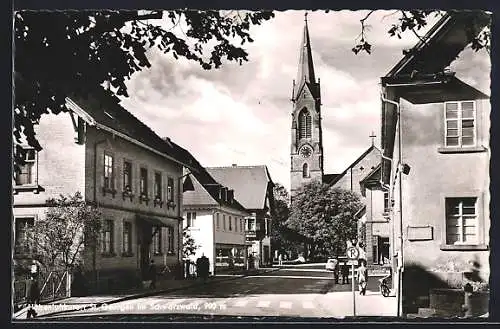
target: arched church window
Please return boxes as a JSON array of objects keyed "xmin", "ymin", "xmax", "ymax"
[
  {"xmin": 302, "ymin": 163, "xmax": 310, "ymax": 178},
  {"xmin": 298, "ymin": 109, "xmax": 312, "ymax": 139}
]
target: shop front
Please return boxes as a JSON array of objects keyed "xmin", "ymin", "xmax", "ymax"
[{"xmin": 215, "ymin": 244, "xmax": 247, "ymax": 272}]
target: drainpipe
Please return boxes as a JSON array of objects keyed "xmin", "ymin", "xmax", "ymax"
[
  {"xmin": 93, "ymin": 138, "xmax": 107, "ymax": 290},
  {"xmin": 177, "ymin": 170, "xmax": 192, "ymax": 278},
  {"xmin": 381, "ymin": 94, "xmax": 404, "ymax": 317}
]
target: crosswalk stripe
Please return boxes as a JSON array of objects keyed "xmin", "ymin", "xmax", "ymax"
[
  {"xmin": 256, "ymin": 300, "xmax": 271, "ymax": 308},
  {"xmin": 279, "ymin": 301, "xmax": 292, "ymax": 309},
  {"xmin": 233, "ymin": 300, "xmax": 248, "ymax": 307},
  {"xmin": 302, "ymin": 301, "xmax": 315, "ymax": 309}
]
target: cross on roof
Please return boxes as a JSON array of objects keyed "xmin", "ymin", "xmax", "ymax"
[{"xmin": 369, "ymin": 131, "xmax": 376, "ymax": 146}]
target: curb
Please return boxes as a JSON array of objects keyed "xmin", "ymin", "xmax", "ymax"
[{"xmin": 28, "ymin": 268, "xmax": 278, "ymax": 320}]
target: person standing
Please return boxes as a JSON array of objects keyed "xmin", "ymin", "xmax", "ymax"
[
  {"xmin": 357, "ymin": 262, "xmax": 368, "ymax": 296},
  {"xmin": 341, "ymin": 261, "xmax": 349, "ymax": 285},
  {"xmin": 26, "ymin": 275, "xmax": 40, "ymax": 318},
  {"xmin": 278, "ymin": 253, "xmax": 283, "ymax": 266},
  {"xmin": 148, "ymin": 260, "xmax": 157, "ymax": 289},
  {"xmin": 200, "ymin": 253, "xmax": 210, "ymax": 282}
]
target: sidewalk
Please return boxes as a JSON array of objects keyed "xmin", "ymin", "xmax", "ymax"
[
  {"xmin": 320, "ymin": 290, "xmax": 398, "ymax": 318},
  {"xmin": 13, "ymin": 267, "xmax": 278, "ymax": 320}
]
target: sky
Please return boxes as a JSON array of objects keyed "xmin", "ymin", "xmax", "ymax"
[{"xmin": 118, "ymin": 10, "xmax": 491, "ymax": 192}]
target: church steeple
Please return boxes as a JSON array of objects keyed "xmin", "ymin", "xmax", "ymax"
[
  {"xmin": 293, "ymin": 13, "xmax": 317, "ymax": 101},
  {"xmin": 290, "ymin": 13, "xmax": 323, "ymax": 196}
]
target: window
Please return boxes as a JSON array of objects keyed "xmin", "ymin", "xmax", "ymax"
[
  {"xmin": 446, "ymin": 197, "xmax": 477, "ymax": 245},
  {"xmin": 102, "ymin": 220, "xmax": 114, "ymax": 254},
  {"xmin": 123, "ymin": 161, "xmax": 132, "ymax": 192},
  {"xmin": 302, "ymin": 163, "xmax": 310, "ymax": 178},
  {"xmin": 383, "ymin": 191, "xmax": 390, "ymax": 213},
  {"xmin": 152, "ymin": 226, "xmax": 162, "ymax": 254},
  {"xmin": 167, "ymin": 177, "xmax": 174, "ymax": 201},
  {"xmin": 15, "ymin": 147, "xmax": 37, "ymax": 186},
  {"xmin": 223, "ymin": 215, "xmax": 226, "ymax": 230},
  {"xmin": 140, "ymin": 168, "xmax": 148, "ymax": 196},
  {"xmin": 216, "ymin": 213, "xmax": 220, "ymax": 230},
  {"xmin": 234, "ymin": 217, "xmax": 238, "ymax": 232},
  {"xmin": 298, "ymin": 108, "xmax": 312, "ymax": 139},
  {"xmin": 167, "ymin": 226, "xmax": 175, "ymax": 254},
  {"xmin": 445, "ymin": 101, "xmax": 476, "ymax": 147},
  {"xmin": 229, "ymin": 216, "xmax": 232, "ymax": 231},
  {"xmin": 186, "ymin": 212, "xmax": 196, "ymax": 228},
  {"xmin": 240, "ymin": 219, "xmax": 244, "ymax": 232},
  {"xmin": 15, "ymin": 217, "xmax": 34, "ymax": 254},
  {"xmin": 123, "ymin": 221, "xmax": 132, "ymax": 255},
  {"xmin": 154, "ymin": 172, "xmax": 162, "ymax": 199},
  {"xmin": 104, "ymin": 153, "xmax": 114, "ymax": 190}
]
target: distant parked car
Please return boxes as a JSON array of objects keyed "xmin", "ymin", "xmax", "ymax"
[{"xmin": 325, "ymin": 259, "xmax": 337, "ymax": 271}]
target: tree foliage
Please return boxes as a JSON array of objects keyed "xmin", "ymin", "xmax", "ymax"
[
  {"xmin": 13, "ymin": 10, "xmax": 274, "ymax": 171},
  {"xmin": 350, "ymin": 10, "xmax": 490, "ymax": 55},
  {"xmin": 26, "ymin": 192, "xmax": 101, "ymax": 271},
  {"xmin": 288, "ymin": 181, "xmax": 362, "ymax": 259},
  {"xmin": 182, "ymin": 228, "xmax": 199, "ymax": 259},
  {"xmin": 270, "ymin": 183, "xmax": 305, "ymax": 258}
]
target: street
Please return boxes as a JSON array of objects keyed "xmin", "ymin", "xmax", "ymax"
[{"xmin": 36, "ymin": 267, "xmax": 396, "ymax": 320}]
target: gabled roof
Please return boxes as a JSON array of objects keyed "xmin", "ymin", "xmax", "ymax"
[
  {"xmin": 386, "ymin": 10, "xmax": 491, "ymax": 78},
  {"xmin": 327, "ymin": 145, "xmax": 381, "ymax": 187},
  {"xmin": 179, "ymin": 149, "xmax": 247, "ymax": 212},
  {"xmin": 206, "ymin": 165, "xmax": 274, "ymax": 210},
  {"xmin": 359, "ymin": 164, "xmax": 382, "ymax": 197},
  {"xmin": 183, "ymin": 174, "xmax": 219, "ymax": 207},
  {"xmin": 67, "ymin": 88, "xmax": 196, "ymax": 170}
]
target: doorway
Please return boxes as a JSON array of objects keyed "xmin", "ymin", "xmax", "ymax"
[{"xmin": 138, "ymin": 222, "xmax": 152, "ymax": 279}]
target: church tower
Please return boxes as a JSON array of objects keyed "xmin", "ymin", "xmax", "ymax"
[{"xmin": 290, "ymin": 14, "xmax": 324, "ymax": 196}]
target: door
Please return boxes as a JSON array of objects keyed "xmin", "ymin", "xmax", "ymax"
[
  {"xmin": 138, "ymin": 222, "xmax": 152, "ymax": 279},
  {"xmin": 263, "ymin": 246, "xmax": 270, "ymax": 265}
]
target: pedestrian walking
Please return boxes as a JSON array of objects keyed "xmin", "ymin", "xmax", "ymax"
[
  {"xmin": 357, "ymin": 262, "xmax": 368, "ymax": 295},
  {"xmin": 148, "ymin": 260, "xmax": 157, "ymax": 289},
  {"xmin": 198, "ymin": 253, "xmax": 210, "ymax": 282},
  {"xmin": 332, "ymin": 257, "xmax": 339, "ymax": 284},
  {"xmin": 278, "ymin": 253, "xmax": 283, "ymax": 266},
  {"xmin": 341, "ymin": 261, "xmax": 349, "ymax": 284}
]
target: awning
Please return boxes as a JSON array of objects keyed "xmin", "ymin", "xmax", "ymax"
[{"xmin": 136, "ymin": 215, "xmax": 168, "ymax": 227}]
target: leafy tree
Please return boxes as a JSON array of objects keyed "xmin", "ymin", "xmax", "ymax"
[
  {"xmin": 270, "ymin": 183, "xmax": 305, "ymax": 259},
  {"xmin": 25, "ymin": 192, "xmax": 101, "ymax": 271},
  {"xmin": 349, "ymin": 10, "xmax": 490, "ymax": 55},
  {"xmin": 13, "ymin": 10, "xmax": 274, "ymax": 172},
  {"xmin": 287, "ymin": 181, "xmax": 363, "ymax": 259},
  {"xmin": 182, "ymin": 228, "xmax": 199, "ymax": 259}
]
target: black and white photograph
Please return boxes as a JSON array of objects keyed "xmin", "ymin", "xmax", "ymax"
[{"xmin": 11, "ymin": 7, "xmax": 492, "ymax": 321}]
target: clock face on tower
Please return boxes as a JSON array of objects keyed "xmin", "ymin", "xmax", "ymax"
[{"xmin": 300, "ymin": 145, "xmax": 312, "ymax": 158}]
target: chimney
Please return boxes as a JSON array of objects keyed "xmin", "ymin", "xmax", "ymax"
[{"xmin": 232, "ymin": 164, "xmax": 237, "ymax": 167}]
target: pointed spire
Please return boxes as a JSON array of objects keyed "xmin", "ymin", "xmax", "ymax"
[{"xmin": 293, "ymin": 12, "xmax": 316, "ymax": 99}]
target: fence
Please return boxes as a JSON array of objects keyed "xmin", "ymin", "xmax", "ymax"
[{"xmin": 13, "ymin": 270, "xmax": 71, "ymax": 308}]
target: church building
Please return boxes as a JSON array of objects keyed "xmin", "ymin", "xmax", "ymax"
[{"xmin": 289, "ymin": 15, "xmax": 390, "ymax": 265}]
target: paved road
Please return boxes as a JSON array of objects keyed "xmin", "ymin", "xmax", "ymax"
[{"xmin": 37, "ymin": 268, "xmax": 392, "ymax": 320}]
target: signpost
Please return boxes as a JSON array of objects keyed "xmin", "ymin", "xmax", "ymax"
[{"xmin": 346, "ymin": 246, "xmax": 359, "ymax": 317}]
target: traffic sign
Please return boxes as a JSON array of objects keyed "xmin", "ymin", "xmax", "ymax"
[{"xmin": 346, "ymin": 246, "xmax": 359, "ymax": 260}]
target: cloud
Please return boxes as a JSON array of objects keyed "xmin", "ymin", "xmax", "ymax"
[{"xmin": 118, "ymin": 10, "xmax": 489, "ymax": 191}]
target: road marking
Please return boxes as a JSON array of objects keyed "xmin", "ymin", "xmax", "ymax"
[
  {"xmin": 256, "ymin": 301, "xmax": 271, "ymax": 308},
  {"xmin": 302, "ymin": 301, "xmax": 315, "ymax": 309},
  {"xmin": 233, "ymin": 300, "xmax": 248, "ymax": 307},
  {"xmin": 279, "ymin": 268, "xmax": 332, "ymax": 272},
  {"xmin": 279, "ymin": 301, "xmax": 292, "ymax": 309},
  {"xmin": 247, "ymin": 275, "xmax": 335, "ymax": 280}
]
